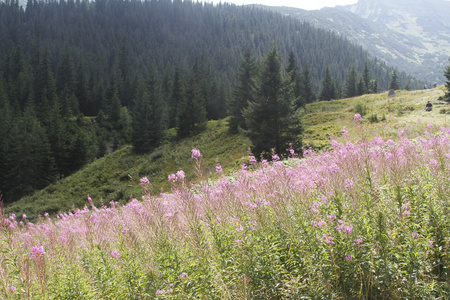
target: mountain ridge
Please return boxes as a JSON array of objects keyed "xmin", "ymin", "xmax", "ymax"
[{"xmin": 262, "ymin": 0, "xmax": 450, "ymax": 84}]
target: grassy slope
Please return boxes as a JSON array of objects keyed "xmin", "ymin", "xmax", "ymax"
[{"xmin": 5, "ymin": 87, "xmax": 449, "ymax": 218}]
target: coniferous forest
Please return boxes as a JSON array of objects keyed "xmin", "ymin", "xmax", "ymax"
[{"xmin": 0, "ymin": 0, "xmax": 424, "ymax": 204}]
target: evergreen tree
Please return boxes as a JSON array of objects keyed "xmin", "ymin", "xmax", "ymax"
[
  {"xmin": 169, "ymin": 66, "xmax": 183, "ymax": 129},
  {"xmin": 441, "ymin": 59, "xmax": 450, "ymax": 102},
  {"xmin": 75, "ymin": 61, "xmax": 89, "ymax": 115},
  {"xmin": 0, "ymin": 79, "xmax": 13, "ymax": 199},
  {"xmin": 344, "ymin": 65, "xmax": 357, "ymax": 98},
  {"xmin": 228, "ymin": 50, "xmax": 257, "ymax": 133},
  {"xmin": 177, "ymin": 70, "xmax": 207, "ymax": 138},
  {"xmin": 131, "ymin": 74, "xmax": 166, "ymax": 153},
  {"xmin": 357, "ymin": 77, "xmax": 365, "ymax": 96},
  {"xmin": 243, "ymin": 48, "xmax": 302, "ymax": 157},
  {"xmin": 389, "ymin": 70, "xmax": 400, "ymax": 90},
  {"xmin": 301, "ymin": 65, "xmax": 315, "ymax": 104},
  {"xmin": 33, "ymin": 47, "xmax": 58, "ymax": 123},
  {"xmin": 286, "ymin": 51, "xmax": 303, "ymax": 108},
  {"xmin": 319, "ymin": 67, "xmax": 335, "ymax": 101},
  {"xmin": 4, "ymin": 106, "xmax": 55, "ymax": 202},
  {"xmin": 362, "ymin": 62, "xmax": 371, "ymax": 93}
]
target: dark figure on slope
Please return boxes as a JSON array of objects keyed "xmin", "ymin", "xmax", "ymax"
[{"xmin": 425, "ymin": 101, "xmax": 432, "ymax": 111}]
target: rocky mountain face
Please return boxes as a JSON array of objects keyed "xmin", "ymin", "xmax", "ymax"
[{"xmin": 264, "ymin": 0, "xmax": 450, "ymax": 84}]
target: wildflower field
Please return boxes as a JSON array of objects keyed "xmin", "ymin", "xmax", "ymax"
[{"xmin": 1, "ymin": 119, "xmax": 449, "ymax": 299}]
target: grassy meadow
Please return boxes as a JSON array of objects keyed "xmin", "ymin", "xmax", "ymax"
[{"xmin": 1, "ymin": 88, "xmax": 449, "ymax": 299}]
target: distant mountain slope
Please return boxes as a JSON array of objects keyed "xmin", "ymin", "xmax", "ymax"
[
  {"xmin": 0, "ymin": 0, "xmax": 421, "ymax": 92},
  {"xmin": 262, "ymin": 0, "xmax": 450, "ymax": 84}
]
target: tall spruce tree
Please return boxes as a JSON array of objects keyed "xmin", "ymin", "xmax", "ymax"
[
  {"xmin": 301, "ymin": 65, "xmax": 315, "ymax": 104},
  {"xmin": 286, "ymin": 51, "xmax": 303, "ymax": 108},
  {"xmin": 389, "ymin": 70, "xmax": 400, "ymax": 90},
  {"xmin": 228, "ymin": 49, "xmax": 257, "ymax": 133},
  {"xmin": 132, "ymin": 74, "xmax": 166, "ymax": 153},
  {"xmin": 362, "ymin": 62, "xmax": 371, "ymax": 93},
  {"xmin": 441, "ymin": 59, "xmax": 450, "ymax": 102},
  {"xmin": 344, "ymin": 65, "xmax": 357, "ymax": 98},
  {"xmin": 320, "ymin": 67, "xmax": 335, "ymax": 101},
  {"xmin": 4, "ymin": 106, "xmax": 55, "ymax": 202},
  {"xmin": 243, "ymin": 48, "xmax": 302, "ymax": 157},
  {"xmin": 177, "ymin": 70, "xmax": 207, "ymax": 138}
]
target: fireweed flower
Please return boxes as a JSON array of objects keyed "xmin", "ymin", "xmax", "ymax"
[
  {"xmin": 191, "ymin": 148, "xmax": 202, "ymax": 159},
  {"xmin": 249, "ymin": 155, "xmax": 257, "ymax": 164},
  {"xmin": 179, "ymin": 272, "xmax": 189, "ymax": 281},
  {"xmin": 354, "ymin": 113, "xmax": 362, "ymax": 121},
  {"xmin": 341, "ymin": 126, "xmax": 349, "ymax": 136},
  {"xmin": 156, "ymin": 290, "xmax": 166, "ymax": 295},
  {"xmin": 140, "ymin": 177, "xmax": 150, "ymax": 185},
  {"xmin": 345, "ymin": 255, "xmax": 353, "ymax": 260},
  {"xmin": 168, "ymin": 173, "xmax": 177, "ymax": 182},
  {"xmin": 111, "ymin": 249, "xmax": 121, "ymax": 259},
  {"xmin": 30, "ymin": 245, "xmax": 46, "ymax": 258},
  {"xmin": 7, "ymin": 286, "xmax": 16, "ymax": 293},
  {"xmin": 353, "ymin": 237, "xmax": 363, "ymax": 246},
  {"xmin": 176, "ymin": 170, "xmax": 185, "ymax": 180},
  {"xmin": 323, "ymin": 234, "xmax": 334, "ymax": 244}
]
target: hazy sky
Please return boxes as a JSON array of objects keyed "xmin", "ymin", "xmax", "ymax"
[{"xmin": 206, "ymin": 0, "xmax": 359, "ymax": 10}]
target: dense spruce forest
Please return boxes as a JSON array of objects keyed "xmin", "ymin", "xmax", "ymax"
[{"xmin": 0, "ymin": 0, "xmax": 423, "ymax": 204}]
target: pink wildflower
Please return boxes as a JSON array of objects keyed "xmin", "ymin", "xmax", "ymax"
[
  {"xmin": 429, "ymin": 240, "xmax": 434, "ymax": 248},
  {"xmin": 354, "ymin": 113, "xmax": 362, "ymax": 121},
  {"xmin": 353, "ymin": 237, "xmax": 363, "ymax": 246},
  {"xmin": 179, "ymin": 272, "xmax": 189, "ymax": 280},
  {"xmin": 429, "ymin": 159, "xmax": 438, "ymax": 167},
  {"xmin": 168, "ymin": 173, "xmax": 177, "ymax": 182},
  {"xmin": 30, "ymin": 245, "xmax": 46, "ymax": 258},
  {"xmin": 191, "ymin": 148, "xmax": 202, "ymax": 159},
  {"xmin": 341, "ymin": 126, "xmax": 349, "ymax": 136},
  {"xmin": 411, "ymin": 232, "xmax": 420, "ymax": 239},
  {"xmin": 140, "ymin": 177, "xmax": 150, "ymax": 185},
  {"xmin": 176, "ymin": 170, "xmax": 185, "ymax": 180},
  {"xmin": 111, "ymin": 249, "xmax": 121, "ymax": 259},
  {"xmin": 345, "ymin": 255, "xmax": 353, "ymax": 260},
  {"xmin": 249, "ymin": 155, "xmax": 257, "ymax": 164},
  {"xmin": 323, "ymin": 234, "xmax": 334, "ymax": 244},
  {"xmin": 156, "ymin": 289, "xmax": 166, "ymax": 295}
]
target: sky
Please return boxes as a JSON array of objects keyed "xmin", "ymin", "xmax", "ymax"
[{"xmin": 206, "ymin": 0, "xmax": 359, "ymax": 10}]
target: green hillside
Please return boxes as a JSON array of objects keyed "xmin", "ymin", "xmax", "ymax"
[{"xmin": 5, "ymin": 87, "xmax": 449, "ymax": 219}]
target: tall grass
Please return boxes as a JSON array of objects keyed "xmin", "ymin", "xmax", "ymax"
[{"xmin": 1, "ymin": 120, "xmax": 449, "ymax": 299}]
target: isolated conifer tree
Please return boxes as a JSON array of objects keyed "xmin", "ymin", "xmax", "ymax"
[
  {"xmin": 389, "ymin": 70, "xmax": 400, "ymax": 90},
  {"xmin": 228, "ymin": 49, "xmax": 257, "ymax": 133},
  {"xmin": 243, "ymin": 48, "xmax": 302, "ymax": 157},
  {"xmin": 441, "ymin": 59, "xmax": 450, "ymax": 102}
]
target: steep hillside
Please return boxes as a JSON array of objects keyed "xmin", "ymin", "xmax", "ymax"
[
  {"xmin": 5, "ymin": 86, "xmax": 449, "ymax": 219},
  {"xmin": 263, "ymin": 0, "xmax": 450, "ymax": 84}
]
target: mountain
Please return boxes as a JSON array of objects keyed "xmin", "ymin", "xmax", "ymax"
[{"xmin": 262, "ymin": 0, "xmax": 450, "ymax": 84}]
